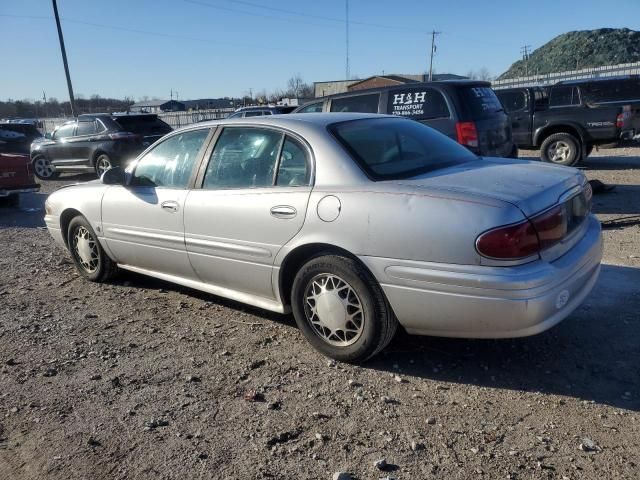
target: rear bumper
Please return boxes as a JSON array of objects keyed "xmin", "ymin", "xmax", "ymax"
[
  {"xmin": 360, "ymin": 215, "xmax": 602, "ymax": 338},
  {"xmin": 0, "ymin": 183, "xmax": 40, "ymax": 197}
]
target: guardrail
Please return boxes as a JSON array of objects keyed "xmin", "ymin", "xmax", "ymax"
[{"xmin": 492, "ymin": 61, "xmax": 640, "ymax": 89}]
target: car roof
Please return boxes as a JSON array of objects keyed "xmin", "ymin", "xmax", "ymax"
[{"xmin": 192, "ymin": 112, "xmax": 394, "ymax": 130}]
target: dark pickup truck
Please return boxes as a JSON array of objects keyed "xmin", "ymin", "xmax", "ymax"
[{"xmin": 496, "ymin": 77, "xmax": 640, "ymax": 166}]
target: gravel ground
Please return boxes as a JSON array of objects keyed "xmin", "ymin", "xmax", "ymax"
[{"xmin": 0, "ymin": 149, "xmax": 639, "ymax": 480}]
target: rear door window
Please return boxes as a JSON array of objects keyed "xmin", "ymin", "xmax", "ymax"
[
  {"xmin": 297, "ymin": 101, "xmax": 324, "ymax": 113},
  {"xmin": 580, "ymin": 79, "xmax": 640, "ymax": 103},
  {"xmin": 76, "ymin": 121, "xmax": 97, "ymax": 136},
  {"xmin": 387, "ymin": 88, "xmax": 450, "ymax": 119},
  {"xmin": 276, "ymin": 137, "xmax": 310, "ymax": 186},
  {"xmin": 330, "ymin": 93, "xmax": 380, "ymax": 113},
  {"xmin": 496, "ymin": 90, "xmax": 527, "ymax": 113},
  {"xmin": 53, "ymin": 123, "xmax": 76, "ymax": 140},
  {"xmin": 458, "ymin": 87, "xmax": 504, "ymax": 119},
  {"xmin": 549, "ymin": 86, "xmax": 581, "ymax": 107}
]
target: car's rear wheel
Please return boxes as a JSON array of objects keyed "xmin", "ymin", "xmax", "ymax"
[
  {"xmin": 33, "ymin": 156, "xmax": 59, "ymax": 180},
  {"xmin": 540, "ymin": 133, "xmax": 581, "ymax": 167},
  {"xmin": 95, "ymin": 154, "xmax": 112, "ymax": 178},
  {"xmin": 67, "ymin": 216, "xmax": 118, "ymax": 282},
  {"xmin": 291, "ymin": 254, "xmax": 397, "ymax": 363}
]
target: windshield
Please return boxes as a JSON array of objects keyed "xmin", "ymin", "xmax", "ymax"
[
  {"xmin": 329, "ymin": 117, "xmax": 477, "ymax": 181},
  {"xmin": 459, "ymin": 86, "xmax": 504, "ymax": 119}
]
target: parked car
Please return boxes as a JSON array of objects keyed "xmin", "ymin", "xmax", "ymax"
[
  {"xmin": 226, "ymin": 106, "xmax": 297, "ymax": 118},
  {"xmin": 0, "ymin": 122, "xmax": 43, "ymax": 154},
  {"xmin": 30, "ymin": 113, "xmax": 172, "ymax": 179},
  {"xmin": 0, "ymin": 152, "xmax": 40, "ymax": 206},
  {"xmin": 44, "ymin": 113, "xmax": 602, "ymax": 362},
  {"xmin": 495, "ymin": 77, "xmax": 640, "ymax": 166},
  {"xmin": 293, "ymin": 81, "xmax": 516, "ymax": 158}
]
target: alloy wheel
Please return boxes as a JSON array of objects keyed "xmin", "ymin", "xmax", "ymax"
[
  {"xmin": 33, "ymin": 157, "xmax": 55, "ymax": 179},
  {"xmin": 96, "ymin": 155, "xmax": 112, "ymax": 177},
  {"xmin": 303, "ymin": 273, "xmax": 365, "ymax": 347},
  {"xmin": 548, "ymin": 141, "xmax": 571, "ymax": 163}
]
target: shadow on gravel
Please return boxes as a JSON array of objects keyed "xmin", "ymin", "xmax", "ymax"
[
  {"xmin": 581, "ymin": 154, "xmax": 640, "ymax": 171},
  {"xmin": 0, "ymin": 192, "xmax": 47, "ymax": 228},
  {"xmin": 591, "ymin": 184, "xmax": 640, "ymax": 216},
  {"xmin": 364, "ymin": 264, "xmax": 640, "ymax": 412}
]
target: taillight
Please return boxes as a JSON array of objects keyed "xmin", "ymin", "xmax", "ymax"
[
  {"xmin": 456, "ymin": 122, "xmax": 478, "ymax": 148},
  {"xmin": 109, "ymin": 131, "xmax": 140, "ymax": 140},
  {"xmin": 531, "ymin": 205, "xmax": 567, "ymax": 249},
  {"xmin": 476, "ymin": 220, "xmax": 539, "ymax": 259},
  {"xmin": 616, "ymin": 113, "xmax": 625, "ymax": 128}
]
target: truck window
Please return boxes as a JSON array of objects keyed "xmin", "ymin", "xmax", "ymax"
[
  {"xmin": 580, "ymin": 78, "xmax": 640, "ymax": 104},
  {"xmin": 387, "ymin": 88, "xmax": 450, "ymax": 120},
  {"xmin": 550, "ymin": 86, "xmax": 581, "ymax": 107},
  {"xmin": 330, "ymin": 94, "xmax": 380, "ymax": 114},
  {"xmin": 497, "ymin": 90, "xmax": 527, "ymax": 113}
]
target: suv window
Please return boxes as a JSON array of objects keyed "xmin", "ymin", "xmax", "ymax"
[
  {"xmin": 497, "ymin": 90, "xmax": 527, "ymax": 113},
  {"xmin": 53, "ymin": 123, "xmax": 75, "ymax": 140},
  {"xmin": 458, "ymin": 87, "xmax": 504, "ymax": 119},
  {"xmin": 114, "ymin": 116, "xmax": 172, "ymax": 135},
  {"xmin": 388, "ymin": 88, "xmax": 450, "ymax": 119},
  {"xmin": 550, "ymin": 86, "xmax": 581, "ymax": 107},
  {"xmin": 132, "ymin": 128, "xmax": 209, "ymax": 188},
  {"xmin": 276, "ymin": 137, "xmax": 310, "ymax": 186},
  {"xmin": 330, "ymin": 117, "xmax": 476, "ymax": 181},
  {"xmin": 297, "ymin": 101, "xmax": 324, "ymax": 113},
  {"xmin": 76, "ymin": 121, "xmax": 97, "ymax": 136},
  {"xmin": 203, "ymin": 127, "xmax": 283, "ymax": 189},
  {"xmin": 330, "ymin": 93, "xmax": 380, "ymax": 113},
  {"xmin": 244, "ymin": 111, "xmax": 264, "ymax": 117}
]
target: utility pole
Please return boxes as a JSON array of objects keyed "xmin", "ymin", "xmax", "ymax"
[
  {"xmin": 345, "ymin": 0, "xmax": 350, "ymax": 80},
  {"xmin": 521, "ymin": 45, "xmax": 531, "ymax": 77},
  {"xmin": 170, "ymin": 89, "xmax": 173, "ymax": 100},
  {"xmin": 42, "ymin": 91, "xmax": 47, "ymax": 118},
  {"xmin": 428, "ymin": 30, "xmax": 441, "ymax": 82},
  {"xmin": 51, "ymin": 0, "xmax": 76, "ymax": 117}
]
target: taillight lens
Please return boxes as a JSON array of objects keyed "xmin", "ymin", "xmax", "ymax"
[
  {"xmin": 531, "ymin": 205, "xmax": 567, "ymax": 249},
  {"xmin": 616, "ymin": 113, "xmax": 625, "ymax": 128},
  {"xmin": 456, "ymin": 122, "xmax": 479, "ymax": 148},
  {"xmin": 476, "ymin": 220, "xmax": 539, "ymax": 259}
]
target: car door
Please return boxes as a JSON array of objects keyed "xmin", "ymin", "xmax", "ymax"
[
  {"xmin": 184, "ymin": 126, "xmax": 313, "ymax": 301},
  {"xmin": 65, "ymin": 119, "xmax": 98, "ymax": 165},
  {"xmin": 47, "ymin": 122, "xmax": 76, "ymax": 165},
  {"xmin": 498, "ymin": 89, "xmax": 531, "ymax": 145},
  {"xmin": 101, "ymin": 127, "xmax": 212, "ymax": 279}
]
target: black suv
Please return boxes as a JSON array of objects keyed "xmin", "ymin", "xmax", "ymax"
[
  {"xmin": 30, "ymin": 113, "xmax": 172, "ymax": 179},
  {"xmin": 0, "ymin": 122, "xmax": 43, "ymax": 154},
  {"xmin": 496, "ymin": 77, "xmax": 640, "ymax": 166},
  {"xmin": 226, "ymin": 106, "xmax": 297, "ymax": 118},
  {"xmin": 294, "ymin": 81, "xmax": 516, "ymax": 158}
]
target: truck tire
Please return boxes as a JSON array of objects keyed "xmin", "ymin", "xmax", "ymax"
[{"xmin": 540, "ymin": 133, "xmax": 581, "ymax": 167}]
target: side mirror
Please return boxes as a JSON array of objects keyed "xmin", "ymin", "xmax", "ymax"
[{"xmin": 101, "ymin": 166, "xmax": 126, "ymax": 185}]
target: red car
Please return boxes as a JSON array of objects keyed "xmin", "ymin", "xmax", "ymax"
[{"xmin": 0, "ymin": 152, "xmax": 40, "ymax": 206}]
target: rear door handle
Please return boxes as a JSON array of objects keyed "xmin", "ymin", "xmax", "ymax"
[
  {"xmin": 270, "ymin": 205, "xmax": 297, "ymax": 219},
  {"xmin": 161, "ymin": 200, "xmax": 179, "ymax": 213}
]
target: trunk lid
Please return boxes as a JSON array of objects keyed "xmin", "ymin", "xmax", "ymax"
[{"xmin": 390, "ymin": 158, "xmax": 585, "ymax": 217}]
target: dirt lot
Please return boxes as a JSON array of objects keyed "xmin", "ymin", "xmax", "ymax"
[{"xmin": 1, "ymin": 149, "xmax": 639, "ymax": 480}]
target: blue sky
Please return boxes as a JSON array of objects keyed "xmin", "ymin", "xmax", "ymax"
[{"xmin": 1, "ymin": 0, "xmax": 639, "ymax": 102}]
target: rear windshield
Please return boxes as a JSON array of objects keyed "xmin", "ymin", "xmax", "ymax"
[
  {"xmin": 329, "ymin": 117, "xmax": 476, "ymax": 181},
  {"xmin": 580, "ymin": 79, "xmax": 640, "ymax": 103},
  {"xmin": 387, "ymin": 87, "xmax": 450, "ymax": 120},
  {"xmin": 114, "ymin": 116, "xmax": 172, "ymax": 135},
  {"xmin": 459, "ymin": 87, "xmax": 504, "ymax": 119}
]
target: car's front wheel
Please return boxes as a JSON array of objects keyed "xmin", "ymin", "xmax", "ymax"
[
  {"xmin": 32, "ymin": 156, "xmax": 59, "ymax": 180},
  {"xmin": 291, "ymin": 254, "xmax": 397, "ymax": 363},
  {"xmin": 94, "ymin": 153, "xmax": 112, "ymax": 178},
  {"xmin": 540, "ymin": 133, "xmax": 581, "ymax": 167},
  {"xmin": 67, "ymin": 216, "xmax": 118, "ymax": 282}
]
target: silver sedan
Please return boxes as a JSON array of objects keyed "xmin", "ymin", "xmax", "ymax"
[{"xmin": 44, "ymin": 113, "xmax": 602, "ymax": 362}]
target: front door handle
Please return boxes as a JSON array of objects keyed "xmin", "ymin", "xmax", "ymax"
[
  {"xmin": 270, "ymin": 205, "xmax": 297, "ymax": 219},
  {"xmin": 161, "ymin": 200, "xmax": 179, "ymax": 213}
]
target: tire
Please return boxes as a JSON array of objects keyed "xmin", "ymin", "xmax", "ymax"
[
  {"xmin": 291, "ymin": 254, "xmax": 397, "ymax": 363},
  {"xmin": 94, "ymin": 153, "xmax": 112, "ymax": 178},
  {"xmin": 540, "ymin": 133, "xmax": 581, "ymax": 167},
  {"xmin": 32, "ymin": 156, "xmax": 60, "ymax": 180},
  {"xmin": 67, "ymin": 216, "xmax": 118, "ymax": 282}
]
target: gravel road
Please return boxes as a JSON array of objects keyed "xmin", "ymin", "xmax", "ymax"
[{"xmin": 1, "ymin": 149, "xmax": 638, "ymax": 480}]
